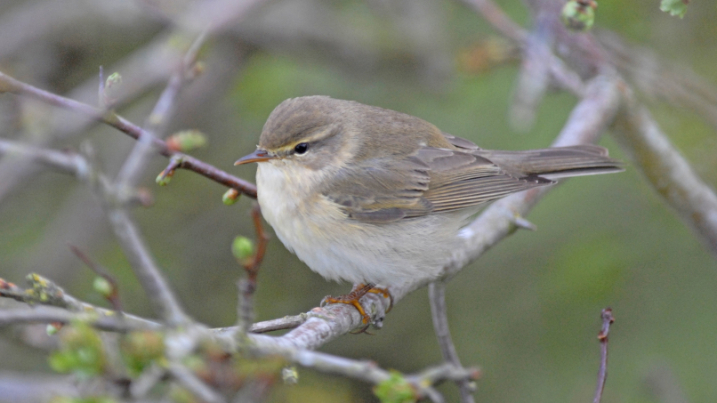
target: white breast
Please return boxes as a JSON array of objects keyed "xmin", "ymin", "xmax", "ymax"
[{"xmin": 256, "ymin": 161, "xmax": 461, "ymax": 287}]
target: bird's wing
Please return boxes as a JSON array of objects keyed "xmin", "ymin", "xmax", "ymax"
[
  {"xmin": 322, "ymin": 154, "xmax": 433, "ymax": 223},
  {"xmin": 418, "ymin": 147, "xmax": 551, "ymax": 212},
  {"xmin": 323, "ymin": 147, "xmax": 551, "ymax": 223}
]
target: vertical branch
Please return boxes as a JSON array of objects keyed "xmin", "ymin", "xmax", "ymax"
[
  {"xmin": 105, "ymin": 208, "xmax": 189, "ymax": 326},
  {"xmin": 236, "ymin": 205, "xmax": 270, "ymax": 335},
  {"xmin": 593, "ymin": 308, "xmax": 614, "ymax": 403},
  {"xmin": 428, "ymin": 282, "xmax": 476, "ymax": 403}
]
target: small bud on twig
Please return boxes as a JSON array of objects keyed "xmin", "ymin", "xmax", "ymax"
[
  {"xmin": 156, "ymin": 156, "xmax": 184, "ymax": 186},
  {"xmin": 166, "ymin": 130, "xmax": 208, "ymax": 152},
  {"xmin": 562, "ymin": 0, "xmax": 597, "ymax": 32},
  {"xmin": 93, "ymin": 277, "xmax": 113, "ymax": 299},
  {"xmin": 102, "ymin": 72, "xmax": 123, "ymax": 109},
  {"xmin": 232, "ymin": 236, "xmax": 255, "ymax": 267},
  {"xmin": 660, "ymin": 0, "xmax": 689, "ymax": 18},
  {"xmin": 223, "ymin": 188, "xmax": 241, "ymax": 205}
]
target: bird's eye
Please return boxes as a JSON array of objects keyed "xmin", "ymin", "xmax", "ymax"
[{"xmin": 294, "ymin": 143, "xmax": 309, "ymax": 155}]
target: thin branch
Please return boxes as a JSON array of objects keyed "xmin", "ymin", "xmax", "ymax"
[
  {"xmin": 428, "ymin": 282, "xmax": 476, "ymax": 403},
  {"xmin": 509, "ymin": 12, "xmax": 554, "ymax": 132},
  {"xmin": 69, "ymin": 245, "xmax": 124, "ymax": 312},
  {"xmin": 593, "ymin": 308, "xmax": 614, "ymax": 403},
  {"xmin": 0, "ymin": 306, "xmax": 156, "ymax": 332},
  {"xmin": 246, "ymin": 344, "xmax": 470, "ymax": 401},
  {"xmin": 236, "ymin": 205, "xmax": 271, "ymax": 334},
  {"xmin": 0, "ymin": 275, "xmax": 160, "ymax": 330},
  {"xmin": 103, "ymin": 207, "xmax": 189, "ymax": 327},
  {"xmin": 0, "ymin": 139, "xmax": 89, "ymax": 178},
  {"xmin": 409, "ymin": 363, "xmax": 481, "ymax": 390},
  {"xmin": 0, "ymin": 70, "xmax": 257, "ymax": 197}
]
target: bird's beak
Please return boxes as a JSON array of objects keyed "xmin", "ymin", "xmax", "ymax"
[{"xmin": 235, "ymin": 148, "xmax": 274, "ymax": 165}]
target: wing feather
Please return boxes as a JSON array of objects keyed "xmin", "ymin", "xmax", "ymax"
[{"xmin": 322, "ymin": 146, "xmax": 553, "ymax": 223}]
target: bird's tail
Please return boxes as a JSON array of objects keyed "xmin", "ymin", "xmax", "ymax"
[{"xmin": 476, "ymin": 145, "xmax": 624, "ymax": 179}]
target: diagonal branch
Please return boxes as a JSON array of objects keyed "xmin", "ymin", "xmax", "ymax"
[
  {"xmin": 0, "ymin": 70, "xmax": 257, "ymax": 197},
  {"xmin": 612, "ymin": 87, "xmax": 717, "ymax": 256}
]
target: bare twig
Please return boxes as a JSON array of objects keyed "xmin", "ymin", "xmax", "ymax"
[
  {"xmin": 246, "ymin": 344, "xmax": 466, "ymax": 401},
  {"xmin": 103, "ymin": 207, "xmax": 189, "ymax": 326},
  {"xmin": 0, "ymin": 139, "xmax": 89, "ymax": 178},
  {"xmin": 510, "ymin": 12, "xmax": 554, "ymax": 132},
  {"xmin": 0, "ymin": 70, "xmax": 257, "ymax": 197},
  {"xmin": 69, "ymin": 245, "xmax": 123, "ymax": 312},
  {"xmin": 236, "ymin": 205, "xmax": 270, "ymax": 334},
  {"xmin": 410, "ymin": 363, "xmax": 481, "ymax": 390},
  {"xmin": 0, "ymin": 306, "xmax": 156, "ymax": 332},
  {"xmin": 428, "ymin": 282, "xmax": 476, "ymax": 403},
  {"xmin": 593, "ymin": 308, "xmax": 614, "ymax": 403},
  {"xmin": 0, "ymin": 275, "xmax": 159, "ymax": 330}
]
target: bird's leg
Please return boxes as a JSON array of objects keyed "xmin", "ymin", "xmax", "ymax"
[{"xmin": 321, "ymin": 283, "xmax": 392, "ymax": 324}]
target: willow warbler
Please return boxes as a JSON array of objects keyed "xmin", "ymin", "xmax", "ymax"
[{"xmin": 236, "ymin": 96, "xmax": 621, "ymax": 319}]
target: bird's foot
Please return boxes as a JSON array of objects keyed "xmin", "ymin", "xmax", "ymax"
[{"xmin": 321, "ymin": 283, "xmax": 393, "ymax": 326}]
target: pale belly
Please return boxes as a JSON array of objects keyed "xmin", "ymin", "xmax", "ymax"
[{"xmin": 256, "ymin": 163, "xmax": 461, "ymax": 287}]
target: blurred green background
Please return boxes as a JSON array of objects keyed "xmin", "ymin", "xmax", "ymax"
[{"xmin": 1, "ymin": 0, "xmax": 717, "ymax": 401}]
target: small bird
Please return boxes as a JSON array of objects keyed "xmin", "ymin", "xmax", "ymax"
[{"xmin": 236, "ymin": 96, "xmax": 621, "ymax": 321}]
